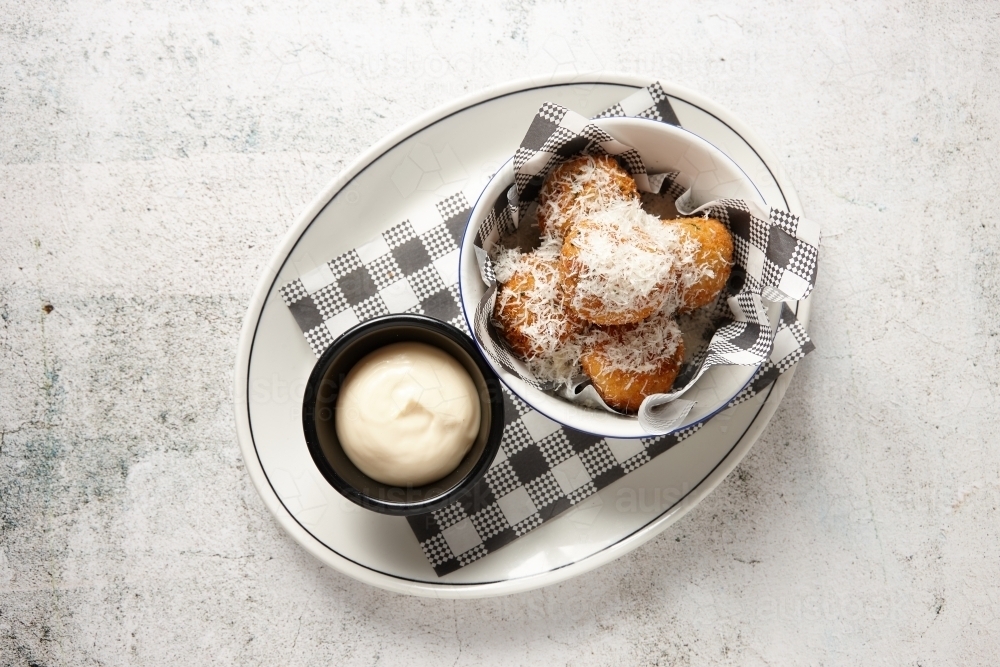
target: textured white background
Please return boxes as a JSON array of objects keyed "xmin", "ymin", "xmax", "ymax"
[{"xmin": 2, "ymin": 1, "xmax": 999, "ymax": 665}]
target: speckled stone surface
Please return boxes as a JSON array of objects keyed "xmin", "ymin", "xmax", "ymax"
[{"xmin": 2, "ymin": 1, "xmax": 999, "ymax": 664}]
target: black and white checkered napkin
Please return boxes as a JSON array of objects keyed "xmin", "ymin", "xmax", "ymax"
[
  {"xmin": 470, "ymin": 87, "xmax": 820, "ymax": 431},
  {"xmin": 277, "ymin": 81, "xmax": 817, "ymax": 575},
  {"xmin": 280, "ymin": 193, "xmax": 472, "ymax": 350},
  {"xmin": 407, "ymin": 302, "xmax": 812, "ymax": 575}
]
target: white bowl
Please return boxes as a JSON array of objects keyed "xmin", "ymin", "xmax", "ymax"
[{"xmin": 459, "ymin": 117, "xmax": 768, "ymax": 438}]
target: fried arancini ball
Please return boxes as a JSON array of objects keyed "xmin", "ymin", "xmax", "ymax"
[
  {"xmin": 492, "ymin": 249, "xmax": 582, "ymax": 363},
  {"xmin": 663, "ymin": 217, "xmax": 734, "ymax": 312},
  {"xmin": 558, "ymin": 202, "xmax": 684, "ymax": 326},
  {"xmin": 536, "ymin": 154, "xmax": 638, "ymax": 241},
  {"xmin": 580, "ymin": 313, "xmax": 685, "ymax": 413}
]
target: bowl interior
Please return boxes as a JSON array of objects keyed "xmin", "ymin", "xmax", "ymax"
[
  {"xmin": 597, "ymin": 117, "xmax": 766, "ymax": 205},
  {"xmin": 459, "ymin": 117, "xmax": 766, "ymax": 438},
  {"xmin": 303, "ymin": 317, "xmax": 502, "ymax": 514}
]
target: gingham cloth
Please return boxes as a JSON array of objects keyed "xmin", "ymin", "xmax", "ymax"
[
  {"xmin": 278, "ymin": 82, "xmax": 817, "ymax": 575},
  {"xmin": 406, "ymin": 302, "xmax": 811, "ymax": 575},
  {"xmin": 280, "ymin": 193, "xmax": 472, "ymax": 351}
]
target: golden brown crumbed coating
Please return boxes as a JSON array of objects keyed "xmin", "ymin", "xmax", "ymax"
[
  {"xmin": 666, "ymin": 217, "xmax": 734, "ymax": 312},
  {"xmin": 581, "ymin": 317, "xmax": 685, "ymax": 414},
  {"xmin": 536, "ymin": 154, "xmax": 638, "ymax": 241},
  {"xmin": 558, "ymin": 217, "xmax": 670, "ymax": 326},
  {"xmin": 492, "ymin": 253, "xmax": 581, "ymax": 361}
]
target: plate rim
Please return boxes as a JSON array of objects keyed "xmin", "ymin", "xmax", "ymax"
[{"xmin": 234, "ymin": 72, "xmax": 807, "ymax": 598}]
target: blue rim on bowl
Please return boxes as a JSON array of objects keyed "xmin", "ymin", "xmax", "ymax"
[{"xmin": 458, "ymin": 117, "xmax": 767, "ymax": 439}]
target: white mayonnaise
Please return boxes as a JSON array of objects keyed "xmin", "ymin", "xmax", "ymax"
[{"xmin": 335, "ymin": 342, "xmax": 481, "ymax": 487}]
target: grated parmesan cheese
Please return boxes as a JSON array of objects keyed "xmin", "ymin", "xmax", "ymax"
[
  {"xmin": 584, "ymin": 312, "xmax": 683, "ymax": 376},
  {"xmin": 537, "ymin": 155, "xmax": 638, "ymax": 242},
  {"xmin": 561, "ymin": 199, "xmax": 704, "ymax": 324},
  {"xmin": 492, "ymin": 242, "xmax": 587, "ymax": 385},
  {"xmin": 491, "ymin": 157, "xmax": 731, "ymax": 397}
]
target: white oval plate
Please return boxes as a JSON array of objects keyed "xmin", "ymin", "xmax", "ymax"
[{"xmin": 234, "ymin": 73, "xmax": 809, "ymax": 598}]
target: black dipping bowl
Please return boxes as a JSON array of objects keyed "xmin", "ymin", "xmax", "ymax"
[{"xmin": 302, "ymin": 314, "xmax": 505, "ymax": 516}]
